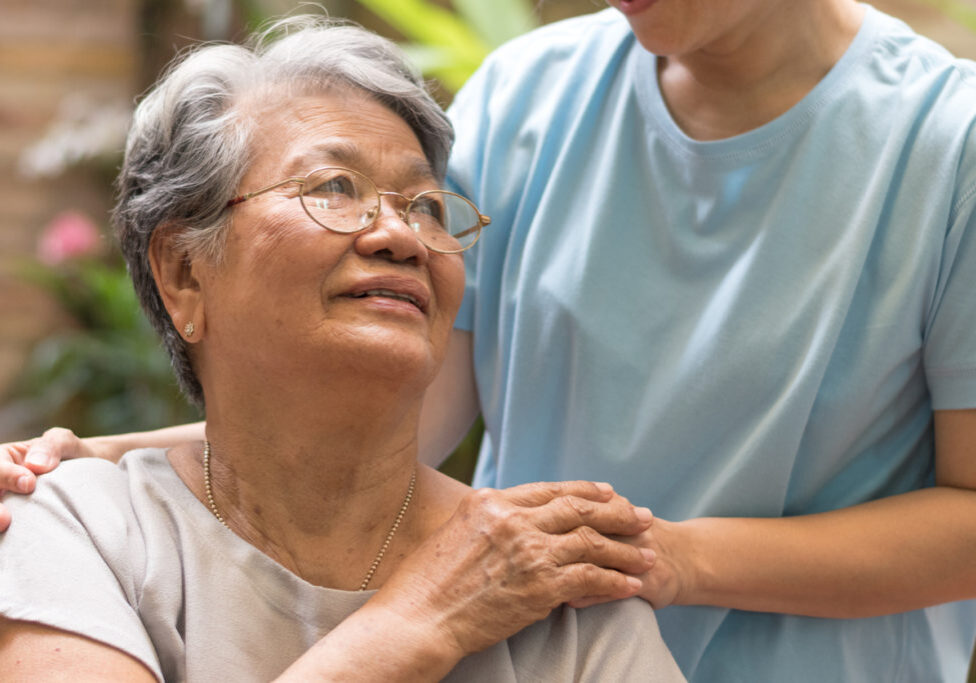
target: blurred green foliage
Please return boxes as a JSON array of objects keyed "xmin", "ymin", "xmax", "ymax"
[
  {"xmin": 354, "ymin": 0, "xmax": 537, "ymax": 91},
  {"xmin": 920, "ymin": 0, "xmax": 976, "ymax": 31},
  {"xmin": 6, "ymin": 256, "xmax": 199, "ymax": 438}
]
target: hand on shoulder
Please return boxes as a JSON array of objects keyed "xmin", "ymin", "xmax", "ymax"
[
  {"xmin": 375, "ymin": 479, "xmax": 655, "ymax": 657},
  {"xmin": 0, "ymin": 427, "xmax": 88, "ymax": 531}
]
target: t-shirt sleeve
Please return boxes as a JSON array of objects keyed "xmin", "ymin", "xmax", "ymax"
[
  {"xmin": 447, "ymin": 57, "xmax": 496, "ymax": 333},
  {"xmin": 924, "ymin": 186, "xmax": 976, "ymax": 410},
  {"xmin": 0, "ymin": 460, "xmax": 163, "ymax": 681}
]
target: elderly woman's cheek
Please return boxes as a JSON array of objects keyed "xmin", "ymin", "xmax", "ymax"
[
  {"xmin": 247, "ymin": 213, "xmax": 333, "ymax": 269},
  {"xmin": 436, "ymin": 254, "xmax": 466, "ymax": 318}
]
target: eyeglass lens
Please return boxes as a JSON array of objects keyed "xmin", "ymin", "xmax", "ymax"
[{"xmin": 298, "ymin": 167, "xmax": 482, "ymax": 252}]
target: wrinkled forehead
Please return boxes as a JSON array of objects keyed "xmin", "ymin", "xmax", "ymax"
[
  {"xmin": 283, "ymin": 141, "xmax": 436, "ymax": 183},
  {"xmin": 238, "ymin": 82, "xmax": 437, "ymax": 181}
]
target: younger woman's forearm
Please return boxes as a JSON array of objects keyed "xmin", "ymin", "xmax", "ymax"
[
  {"xmin": 90, "ymin": 422, "xmax": 207, "ymax": 463},
  {"xmin": 665, "ymin": 486, "xmax": 976, "ymax": 618}
]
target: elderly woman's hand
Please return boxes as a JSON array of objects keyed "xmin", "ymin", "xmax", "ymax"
[{"xmin": 367, "ymin": 480, "xmax": 655, "ymax": 659}]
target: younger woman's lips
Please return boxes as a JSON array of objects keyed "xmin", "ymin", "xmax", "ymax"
[{"xmin": 617, "ymin": 0, "xmax": 658, "ymax": 16}]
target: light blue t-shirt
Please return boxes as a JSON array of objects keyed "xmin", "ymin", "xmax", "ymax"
[{"xmin": 448, "ymin": 6, "xmax": 976, "ymax": 681}]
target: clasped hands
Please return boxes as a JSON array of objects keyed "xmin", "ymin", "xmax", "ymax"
[{"xmin": 367, "ymin": 480, "xmax": 681, "ymax": 659}]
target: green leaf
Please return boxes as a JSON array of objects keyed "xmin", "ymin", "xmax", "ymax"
[
  {"xmin": 398, "ymin": 43, "xmax": 482, "ymax": 92},
  {"xmin": 397, "ymin": 43, "xmax": 456, "ymax": 73},
  {"xmin": 352, "ymin": 0, "xmax": 540, "ymax": 91},
  {"xmin": 451, "ymin": 0, "xmax": 536, "ymax": 47},
  {"xmin": 354, "ymin": 0, "xmax": 489, "ymax": 63}
]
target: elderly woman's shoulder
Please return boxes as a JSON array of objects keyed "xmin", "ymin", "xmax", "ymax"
[
  {"xmin": 2, "ymin": 448, "xmax": 168, "ymax": 534},
  {"xmin": 459, "ymin": 598, "xmax": 686, "ymax": 682},
  {"xmin": 33, "ymin": 448, "xmax": 133, "ymax": 487},
  {"xmin": 571, "ymin": 599, "xmax": 685, "ymax": 681}
]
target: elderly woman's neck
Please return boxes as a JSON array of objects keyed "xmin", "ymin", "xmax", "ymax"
[
  {"xmin": 205, "ymin": 389, "xmax": 424, "ymax": 498},
  {"xmin": 206, "ymin": 368, "xmax": 427, "ymax": 465},
  {"xmin": 172, "ymin": 386, "xmax": 441, "ymax": 589}
]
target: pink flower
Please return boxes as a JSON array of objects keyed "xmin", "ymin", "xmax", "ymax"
[{"xmin": 37, "ymin": 211, "xmax": 101, "ymax": 265}]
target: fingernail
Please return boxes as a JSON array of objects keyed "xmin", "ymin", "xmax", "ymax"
[
  {"xmin": 641, "ymin": 548, "xmax": 657, "ymax": 563},
  {"xmin": 626, "ymin": 576, "xmax": 642, "ymax": 590},
  {"xmin": 26, "ymin": 450, "xmax": 52, "ymax": 468},
  {"xmin": 594, "ymin": 482, "xmax": 613, "ymax": 494},
  {"xmin": 635, "ymin": 507, "xmax": 653, "ymax": 523},
  {"xmin": 16, "ymin": 474, "xmax": 33, "ymax": 493}
]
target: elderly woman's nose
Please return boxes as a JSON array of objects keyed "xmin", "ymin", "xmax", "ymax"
[{"xmin": 353, "ymin": 202, "xmax": 429, "ymax": 263}]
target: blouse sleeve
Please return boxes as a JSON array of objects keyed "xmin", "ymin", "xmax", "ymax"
[
  {"xmin": 0, "ymin": 459, "xmax": 163, "ymax": 681},
  {"xmin": 571, "ymin": 600, "xmax": 686, "ymax": 682}
]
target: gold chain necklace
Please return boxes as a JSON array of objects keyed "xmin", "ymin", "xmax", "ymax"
[{"xmin": 202, "ymin": 440, "xmax": 416, "ymax": 591}]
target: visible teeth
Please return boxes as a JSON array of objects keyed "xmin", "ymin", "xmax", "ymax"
[{"xmin": 356, "ymin": 289, "xmax": 419, "ymax": 306}]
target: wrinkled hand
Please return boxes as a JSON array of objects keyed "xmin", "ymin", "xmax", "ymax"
[
  {"xmin": 0, "ymin": 427, "xmax": 87, "ymax": 531},
  {"xmin": 570, "ymin": 519, "xmax": 689, "ymax": 611},
  {"xmin": 369, "ymin": 480, "xmax": 656, "ymax": 660}
]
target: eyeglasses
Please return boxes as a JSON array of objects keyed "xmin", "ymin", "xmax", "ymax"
[{"xmin": 226, "ymin": 166, "xmax": 490, "ymax": 254}]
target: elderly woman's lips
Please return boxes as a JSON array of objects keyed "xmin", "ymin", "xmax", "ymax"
[
  {"xmin": 340, "ymin": 277, "xmax": 430, "ymax": 313},
  {"xmin": 350, "ymin": 288, "xmax": 422, "ymax": 308}
]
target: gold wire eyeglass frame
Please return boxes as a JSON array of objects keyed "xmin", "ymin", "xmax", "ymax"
[{"xmin": 226, "ymin": 166, "xmax": 491, "ymax": 254}]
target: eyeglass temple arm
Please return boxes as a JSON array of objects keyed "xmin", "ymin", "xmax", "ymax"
[
  {"xmin": 226, "ymin": 177, "xmax": 305, "ymax": 207},
  {"xmin": 453, "ymin": 215, "xmax": 491, "ymax": 240}
]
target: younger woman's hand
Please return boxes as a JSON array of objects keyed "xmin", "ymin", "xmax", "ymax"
[
  {"xmin": 565, "ymin": 517, "xmax": 693, "ymax": 611},
  {"xmin": 0, "ymin": 427, "xmax": 86, "ymax": 531}
]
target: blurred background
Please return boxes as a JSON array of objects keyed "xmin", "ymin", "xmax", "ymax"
[{"xmin": 0, "ymin": 0, "xmax": 974, "ymax": 480}]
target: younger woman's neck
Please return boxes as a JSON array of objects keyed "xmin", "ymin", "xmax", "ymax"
[{"xmin": 657, "ymin": 1, "xmax": 865, "ymax": 140}]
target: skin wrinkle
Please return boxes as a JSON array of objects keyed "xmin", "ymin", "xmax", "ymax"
[
  {"xmin": 241, "ymin": 90, "xmax": 441, "ymax": 189},
  {"xmin": 284, "ymin": 142, "xmax": 439, "ymax": 189}
]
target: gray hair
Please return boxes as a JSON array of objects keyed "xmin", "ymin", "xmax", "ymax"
[{"xmin": 113, "ymin": 15, "xmax": 454, "ymax": 407}]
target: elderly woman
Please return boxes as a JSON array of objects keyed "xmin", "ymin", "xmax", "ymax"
[{"xmin": 0, "ymin": 18, "xmax": 684, "ymax": 682}]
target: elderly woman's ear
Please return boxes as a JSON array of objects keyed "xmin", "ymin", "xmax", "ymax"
[{"xmin": 149, "ymin": 225, "xmax": 205, "ymax": 343}]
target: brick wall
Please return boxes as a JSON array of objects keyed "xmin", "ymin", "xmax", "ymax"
[{"xmin": 0, "ymin": 0, "xmax": 138, "ymax": 434}]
